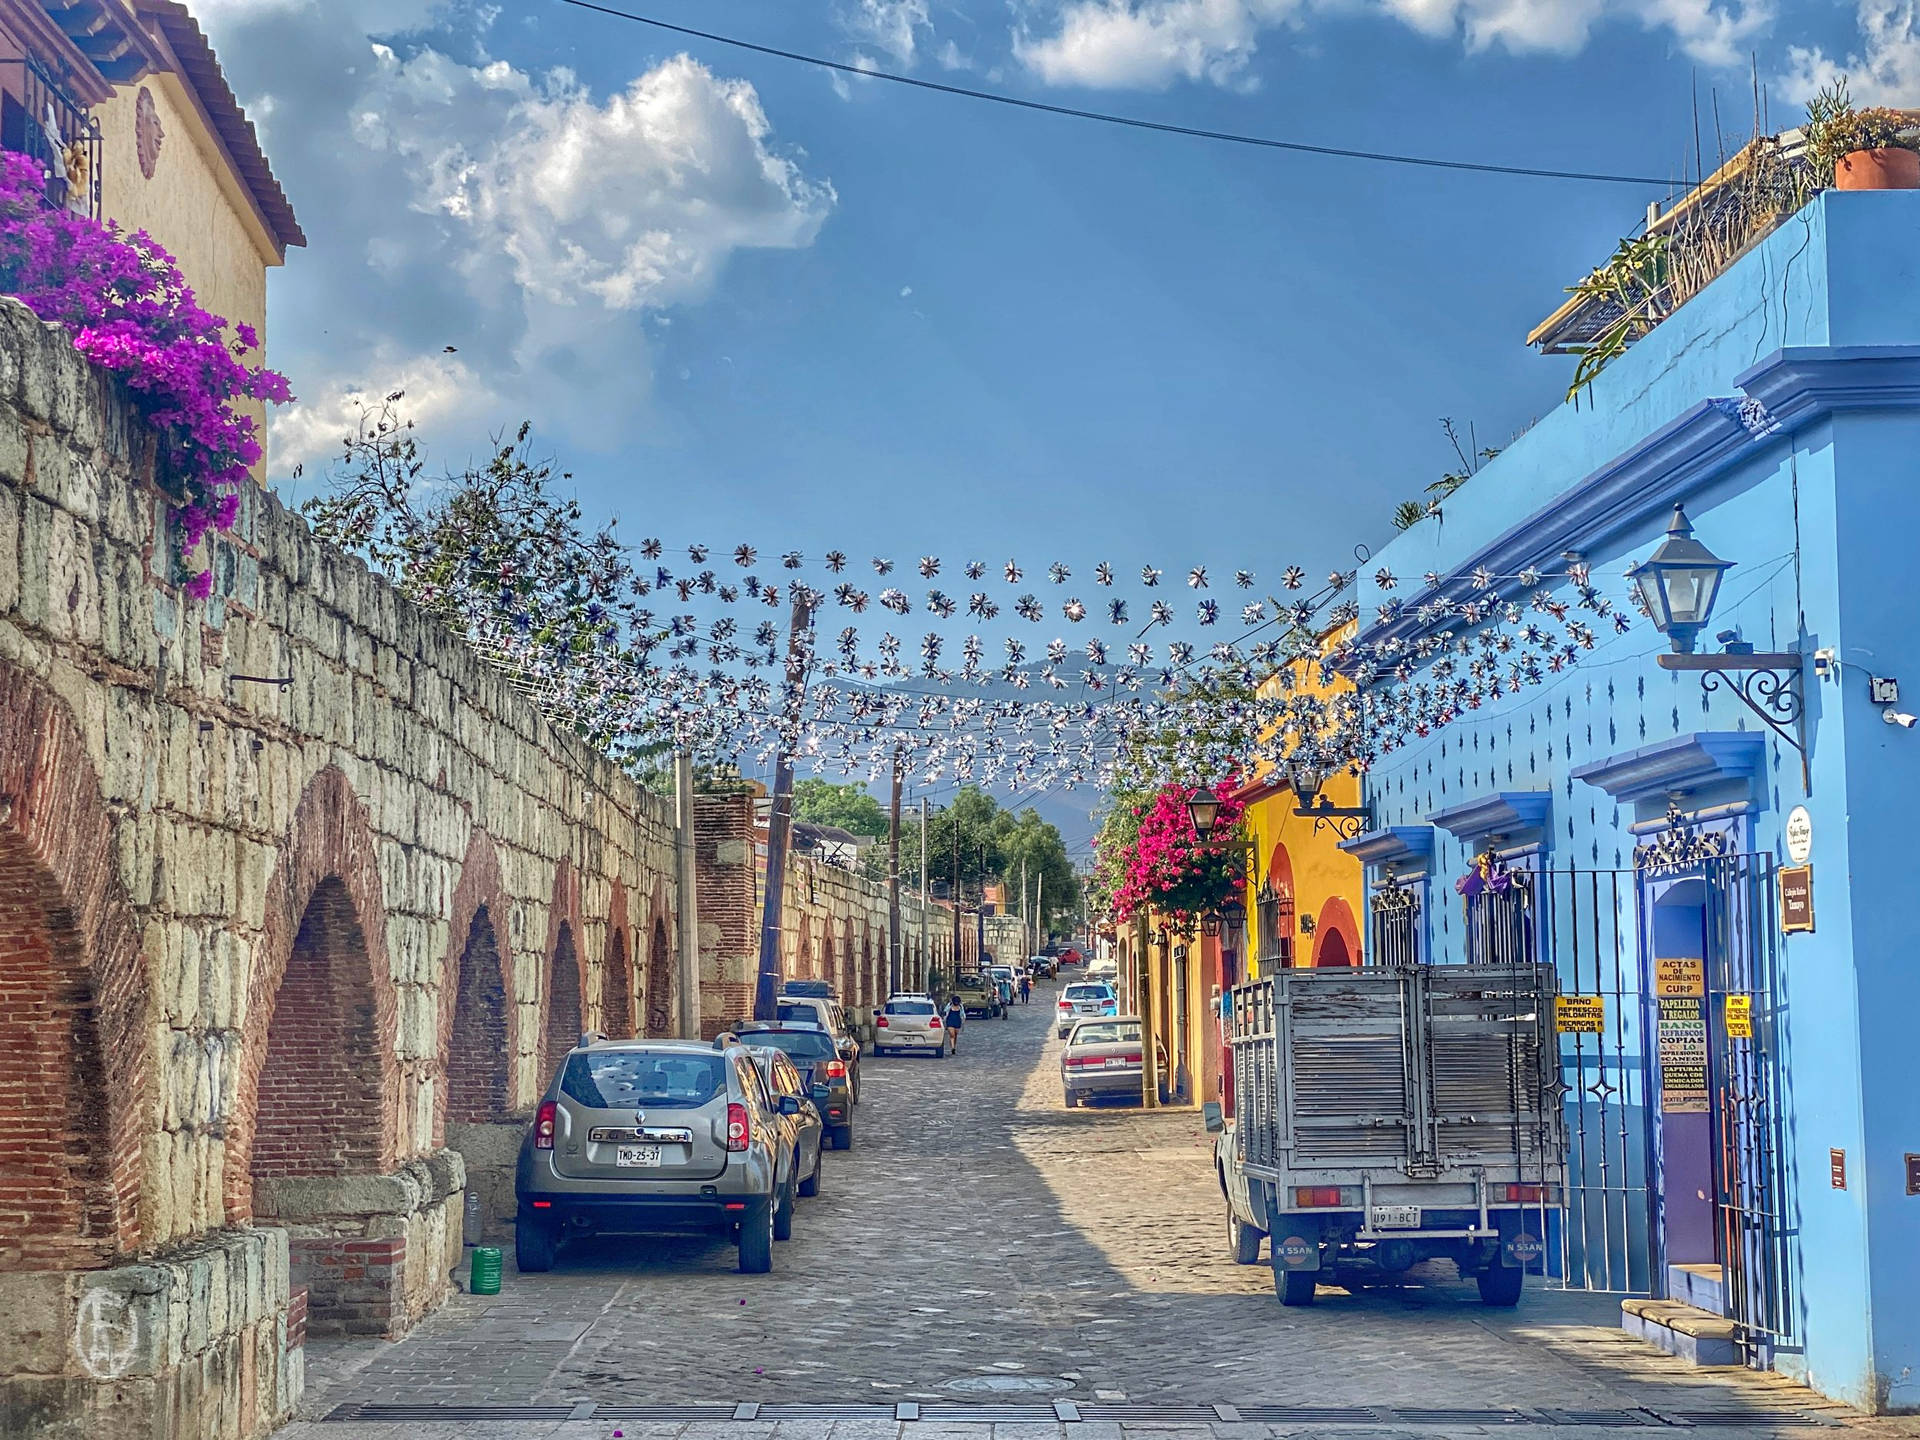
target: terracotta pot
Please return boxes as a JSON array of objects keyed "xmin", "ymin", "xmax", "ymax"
[{"xmin": 1833, "ymin": 147, "xmax": 1920, "ymax": 191}]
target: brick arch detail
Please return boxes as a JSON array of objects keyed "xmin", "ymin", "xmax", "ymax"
[
  {"xmin": 602, "ymin": 883, "xmax": 633, "ymax": 1039},
  {"xmin": 0, "ymin": 657, "xmax": 151, "ymax": 1265},
  {"xmin": 434, "ymin": 828, "xmax": 517, "ymax": 1139},
  {"xmin": 230, "ymin": 765, "xmax": 401, "ymax": 1222},
  {"xmin": 645, "ymin": 903, "xmax": 673, "ymax": 1038},
  {"xmin": 842, "ymin": 920, "xmax": 857, "ymax": 1001},
  {"xmin": 541, "ymin": 860, "xmax": 587, "ymax": 1077}
]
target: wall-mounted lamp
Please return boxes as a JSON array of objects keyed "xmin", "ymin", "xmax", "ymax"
[
  {"xmin": 1283, "ymin": 755, "xmax": 1371, "ymax": 840},
  {"xmin": 1630, "ymin": 503, "xmax": 1809, "ymax": 791}
]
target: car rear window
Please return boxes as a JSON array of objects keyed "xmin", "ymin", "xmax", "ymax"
[
  {"xmin": 562, "ymin": 1050, "xmax": 726, "ymax": 1109},
  {"xmin": 738, "ymin": 1029, "xmax": 838, "ymax": 1061},
  {"xmin": 1065, "ymin": 984, "xmax": 1110, "ymax": 1001},
  {"xmin": 885, "ymin": 1000, "xmax": 936, "ymax": 1016},
  {"xmin": 775, "ymin": 1002, "xmax": 829, "ymax": 1025},
  {"xmin": 1070, "ymin": 1021, "xmax": 1141, "ymax": 1045}
]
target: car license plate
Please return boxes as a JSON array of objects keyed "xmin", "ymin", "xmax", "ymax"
[
  {"xmin": 616, "ymin": 1145, "xmax": 663, "ymax": 1168},
  {"xmin": 1370, "ymin": 1205, "xmax": 1421, "ymax": 1229},
  {"xmin": 904, "ymin": 1033, "xmax": 921, "ymax": 1043},
  {"xmin": 1104, "ymin": 1057, "xmax": 1128, "ymax": 1068}
]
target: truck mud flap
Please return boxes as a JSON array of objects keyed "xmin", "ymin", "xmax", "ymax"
[
  {"xmin": 1495, "ymin": 1210, "xmax": 1544, "ymax": 1270},
  {"xmin": 1271, "ymin": 1217, "xmax": 1321, "ymax": 1272}
]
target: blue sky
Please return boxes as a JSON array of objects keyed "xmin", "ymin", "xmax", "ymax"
[{"xmin": 195, "ymin": 0, "xmax": 1912, "ymax": 836}]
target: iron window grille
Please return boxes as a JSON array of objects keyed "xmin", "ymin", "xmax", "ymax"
[
  {"xmin": 1256, "ymin": 881, "xmax": 1294, "ymax": 967},
  {"xmin": 1369, "ymin": 871, "xmax": 1423, "ymax": 969},
  {"xmin": 1460, "ymin": 852, "xmax": 1538, "ymax": 968},
  {"xmin": 0, "ymin": 54, "xmax": 102, "ymax": 221}
]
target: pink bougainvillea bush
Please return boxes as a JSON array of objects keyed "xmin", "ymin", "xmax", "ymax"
[
  {"xmin": 1104, "ymin": 779, "xmax": 1247, "ymax": 923},
  {"xmin": 0, "ymin": 151, "xmax": 289, "ymax": 595}
]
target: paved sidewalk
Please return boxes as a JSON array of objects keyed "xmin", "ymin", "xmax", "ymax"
[{"xmin": 282, "ymin": 983, "xmax": 1920, "ymax": 1440}]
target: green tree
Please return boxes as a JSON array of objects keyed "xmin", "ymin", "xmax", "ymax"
[
  {"xmin": 876, "ymin": 788, "xmax": 1078, "ymax": 934},
  {"xmin": 791, "ymin": 778, "xmax": 890, "ymax": 838}
]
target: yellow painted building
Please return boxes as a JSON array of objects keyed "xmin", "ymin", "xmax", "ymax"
[
  {"xmin": 1235, "ymin": 622, "xmax": 1366, "ymax": 975},
  {"xmin": 0, "ymin": 0, "xmax": 304, "ymax": 472}
]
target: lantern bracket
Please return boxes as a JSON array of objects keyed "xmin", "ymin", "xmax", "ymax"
[
  {"xmin": 1656, "ymin": 651, "xmax": 1808, "ymax": 791},
  {"xmin": 1291, "ymin": 794, "xmax": 1373, "ymax": 841}
]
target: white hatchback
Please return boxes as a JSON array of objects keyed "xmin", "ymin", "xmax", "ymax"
[{"xmin": 874, "ymin": 994, "xmax": 946, "ymax": 1058}]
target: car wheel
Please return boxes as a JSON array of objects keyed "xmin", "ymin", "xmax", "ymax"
[
  {"xmin": 1278, "ymin": 1269, "xmax": 1318, "ymax": 1307},
  {"xmin": 1477, "ymin": 1265, "xmax": 1524, "ymax": 1307},
  {"xmin": 799, "ymin": 1144, "xmax": 822, "ymax": 1197},
  {"xmin": 1230, "ymin": 1210, "xmax": 1264, "ymax": 1265},
  {"xmin": 773, "ymin": 1169, "xmax": 796, "ymax": 1241},
  {"xmin": 738, "ymin": 1195, "xmax": 774, "ymax": 1274},
  {"xmin": 831, "ymin": 1123, "xmax": 853, "ymax": 1151},
  {"xmin": 514, "ymin": 1214, "xmax": 557, "ymax": 1273},
  {"xmin": 1062, "ymin": 1090, "xmax": 1077, "ymax": 1109}
]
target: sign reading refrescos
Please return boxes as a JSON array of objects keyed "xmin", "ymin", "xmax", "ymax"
[
  {"xmin": 1556, "ymin": 995, "xmax": 1606, "ymax": 1034},
  {"xmin": 1780, "ymin": 865, "xmax": 1815, "ymax": 933},
  {"xmin": 1724, "ymin": 993, "xmax": 1753, "ymax": 1039},
  {"xmin": 1786, "ymin": 806, "xmax": 1813, "ymax": 865},
  {"xmin": 1658, "ymin": 995, "xmax": 1709, "ymax": 1113}
]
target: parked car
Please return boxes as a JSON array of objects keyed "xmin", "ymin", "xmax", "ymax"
[
  {"xmin": 953, "ymin": 973, "xmax": 1002, "ymax": 1018},
  {"xmin": 1060, "ymin": 947, "xmax": 1084, "ymax": 966},
  {"xmin": 875, "ymin": 994, "xmax": 945, "ymax": 1058},
  {"xmin": 733, "ymin": 1021, "xmax": 856, "ymax": 1150},
  {"xmin": 776, "ymin": 992, "xmax": 862, "ymax": 1100},
  {"xmin": 514, "ymin": 1034, "xmax": 797, "ymax": 1275},
  {"xmin": 744, "ymin": 1044, "xmax": 824, "ymax": 1225},
  {"xmin": 1028, "ymin": 954, "xmax": 1058, "ymax": 980},
  {"xmin": 780, "ymin": 978, "xmax": 836, "ymax": 999},
  {"xmin": 1061, "ymin": 1017, "xmax": 1166, "ymax": 1108},
  {"xmin": 1056, "ymin": 981, "xmax": 1117, "ymax": 1037}
]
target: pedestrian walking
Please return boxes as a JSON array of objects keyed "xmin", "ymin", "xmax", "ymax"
[
  {"xmin": 1019, "ymin": 973, "xmax": 1032, "ymax": 1004},
  {"xmin": 943, "ymin": 994, "xmax": 964, "ymax": 1055}
]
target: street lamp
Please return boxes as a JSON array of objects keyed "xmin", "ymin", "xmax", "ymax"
[
  {"xmin": 1186, "ymin": 786, "xmax": 1222, "ymax": 841},
  {"xmin": 1283, "ymin": 754, "xmax": 1371, "ymax": 841},
  {"xmin": 1631, "ymin": 503, "xmax": 1809, "ymax": 790},
  {"xmin": 1626, "ymin": 504, "xmax": 1735, "ymax": 655},
  {"xmin": 1201, "ymin": 911, "xmax": 1222, "ymax": 937}
]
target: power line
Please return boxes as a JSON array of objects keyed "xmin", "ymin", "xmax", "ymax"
[{"xmin": 559, "ymin": 0, "xmax": 1673, "ymax": 188}]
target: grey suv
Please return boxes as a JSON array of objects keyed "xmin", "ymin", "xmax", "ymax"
[{"xmin": 514, "ymin": 1035, "xmax": 800, "ymax": 1274}]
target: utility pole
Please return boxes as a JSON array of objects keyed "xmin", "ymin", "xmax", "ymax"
[
  {"xmin": 673, "ymin": 747, "xmax": 702, "ymax": 1039},
  {"xmin": 1137, "ymin": 912, "xmax": 1160, "ymax": 1108},
  {"xmin": 754, "ymin": 589, "xmax": 816, "ymax": 1021},
  {"xmin": 918, "ymin": 796, "xmax": 929, "ymax": 991},
  {"xmin": 1020, "ymin": 860, "xmax": 1028, "ymax": 957},
  {"xmin": 975, "ymin": 838, "xmax": 987, "ymax": 965},
  {"xmin": 887, "ymin": 755, "xmax": 902, "ymax": 996},
  {"xmin": 1037, "ymin": 871, "xmax": 1045, "ymax": 951},
  {"xmin": 950, "ymin": 806, "xmax": 962, "ymax": 975}
]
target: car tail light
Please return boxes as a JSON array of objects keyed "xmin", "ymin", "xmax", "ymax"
[
  {"xmin": 876, "ymin": 1015, "xmax": 890, "ymax": 1028},
  {"xmin": 1120, "ymin": 1051, "xmax": 1142, "ymax": 1063},
  {"xmin": 821, "ymin": 1059, "xmax": 848, "ymax": 1080},
  {"xmin": 533, "ymin": 1100, "xmax": 557, "ymax": 1150},
  {"xmin": 1063, "ymin": 1054, "xmax": 1098, "ymax": 1068},
  {"xmin": 927, "ymin": 1016, "xmax": 941, "ymax": 1029},
  {"xmin": 1294, "ymin": 1186, "xmax": 1346, "ymax": 1207},
  {"xmin": 1506, "ymin": 1183, "xmax": 1546, "ymax": 1203},
  {"xmin": 725, "ymin": 1101, "xmax": 751, "ymax": 1152}
]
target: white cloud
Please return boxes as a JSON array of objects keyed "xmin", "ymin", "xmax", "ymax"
[
  {"xmin": 843, "ymin": 0, "xmax": 933, "ymax": 65},
  {"xmin": 1782, "ymin": 0, "xmax": 1920, "ymax": 103},
  {"xmin": 1014, "ymin": 0, "xmax": 1769, "ymax": 89},
  {"xmin": 270, "ymin": 351, "xmax": 502, "ymax": 473}
]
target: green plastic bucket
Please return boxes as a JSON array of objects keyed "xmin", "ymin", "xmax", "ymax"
[{"xmin": 470, "ymin": 1245, "xmax": 503, "ymax": 1295}]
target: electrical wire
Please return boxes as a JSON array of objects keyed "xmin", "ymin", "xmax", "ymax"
[{"xmin": 558, "ymin": 0, "xmax": 1674, "ymax": 188}]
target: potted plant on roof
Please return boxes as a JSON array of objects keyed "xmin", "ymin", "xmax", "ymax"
[{"xmin": 1807, "ymin": 79, "xmax": 1920, "ymax": 191}]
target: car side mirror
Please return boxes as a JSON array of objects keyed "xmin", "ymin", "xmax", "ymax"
[
  {"xmin": 1202, "ymin": 1101, "xmax": 1225, "ymax": 1134},
  {"xmin": 778, "ymin": 1095, "xmax": 802, "ymax": 1116}
]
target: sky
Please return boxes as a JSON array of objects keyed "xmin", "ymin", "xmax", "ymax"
[{"xmin": 191, "ymin": 0, "xmax": 1917, "ymax": 847}]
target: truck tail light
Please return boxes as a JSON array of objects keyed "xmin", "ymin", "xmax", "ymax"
[
  {"xmin": 725, "ymin": 1102, "xmax": 751, "ymax": 1152},
  {"xmin": 1506, "ymin": 1183, "xmax": 1546, "ymax": 1202},
  {"xmin": 533, "ymin": 1101, "xmax": 557, "ymax": 1150},
  {"xmin": 1294, "ymin": 1186, "xmax": 1346, "ymax": 1207}
]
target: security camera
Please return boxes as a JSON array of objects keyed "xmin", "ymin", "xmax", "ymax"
[{"xmin": 1884, "ymin": 708, "xmax": 1918, "ymax": 729}]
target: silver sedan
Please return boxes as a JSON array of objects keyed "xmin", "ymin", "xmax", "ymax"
[{"xmin": 1060, "ymin": 1016, "xmax": 1165, "ymax": 1108}]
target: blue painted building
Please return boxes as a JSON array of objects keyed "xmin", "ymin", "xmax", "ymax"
[{"xmin": 1343, "ymin": 190, "xmax": 1920, "ymax": 1411}]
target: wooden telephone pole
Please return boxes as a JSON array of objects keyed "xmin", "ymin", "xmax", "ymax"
[{"xmin": 753, "ymin": 589, "xmax": 816, "ymax": 1021}]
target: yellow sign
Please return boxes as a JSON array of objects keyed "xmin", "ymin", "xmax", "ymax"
[
  {"xmin": 1556, "ymin": 995, "xmax": 1606, "ymax": 1034},
  {"xmin": 1725, "ymin": 994, "xmax": 1753, "ymax": 1039},
  {"xmin": 1654, "ymin": 956, "xmax": 1705, "ymax": 997}
]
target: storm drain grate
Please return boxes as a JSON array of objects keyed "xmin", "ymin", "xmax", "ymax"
[{"xmin": 320, "ymin": 1399, "xmax": 1842, "ymax": 1427}]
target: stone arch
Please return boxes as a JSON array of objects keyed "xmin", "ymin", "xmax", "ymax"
[
  {"xmin": 0, "ymin": 660, "xmax": 150, "ymax": 1267},
  {"xmin": 542, "ymin": 860, "xmax": 586, "ymax": 1079},
  {"xmin": 842, "ymin": 919, "xmax": 858, "ymax": 1000},
  {"xmin": 602, "ymin": 883, "xmax": 633, "ymax": 1040},
  {"xmin": 231, "ymin": 766, "xmax": 401, "ymax": 1222},
  {"xmin": 861, "ymin": 923, "xmax": 875, "ymax": 1006},
  {"xmin": 1312, "ymin": 897, "xmax": 1362, "ymax": 968},
  {"xmin": 435, "ymin": 828, "xmax": 516, "ymax": 1141},
  {"xmin": 645, "ymin": 911, "xmax": 673, "ymax": 1038}
]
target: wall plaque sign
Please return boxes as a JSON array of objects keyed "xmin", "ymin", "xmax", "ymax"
[{"xmin": 1780, "ymin": 865, "xmax": 1814, "ymax": 933}]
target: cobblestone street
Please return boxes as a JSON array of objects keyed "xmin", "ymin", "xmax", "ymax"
[{"xmin": 288, "ymin": 984, "xmax": 1918, "ymax": 1440}]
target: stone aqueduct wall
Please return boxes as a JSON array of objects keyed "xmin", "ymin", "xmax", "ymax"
[{"xmin": 0, "ymin": 303, "xmax": 969, "ymax": 1438}]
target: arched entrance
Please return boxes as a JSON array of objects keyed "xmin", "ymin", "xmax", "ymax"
[
  {"xmin": 604, "ymin": 927, "xmax": 633, "ymax": 1039},
  {"xmin": 445, "ymin": 905, "xmax": 510, "ymax": 1124},
  {"xmin": 544, "ymin": 921, "xmax": 582, "ymax": 1078},
  {"xmin": 645, "ymin": 916, "xmax": 673, "ymax": 1037},
  {"xmin": 1312, "ymin": 897, "xmax": 1361, "ymax": 968},
  {"xmin": 1262, "ymin": 841, "xmax": 1297, "ymax": 969}
]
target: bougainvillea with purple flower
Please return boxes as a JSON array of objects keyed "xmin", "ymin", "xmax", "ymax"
[{"xmin": 0, "ymin": 151, "xmax": 290, "ymax": 593}]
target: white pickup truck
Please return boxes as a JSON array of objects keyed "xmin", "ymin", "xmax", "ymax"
[{"xmin": 1209, "ymin": 963, "xmax": 1564, "ymax": 1307}]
